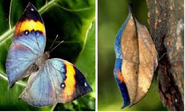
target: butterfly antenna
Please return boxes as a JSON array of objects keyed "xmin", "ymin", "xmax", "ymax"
[
  {"xmin": 49, "ymin": 34, "xmax": 59, "ymax": 51},
  {"xmin": 158, "ymin": 52, "xmax": 167, "ymax": 60},
  {"xmin": 50, "ymin": 40, "xmax": 64, "ymax": 53}
]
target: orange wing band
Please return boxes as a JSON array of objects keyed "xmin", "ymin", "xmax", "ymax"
[
  {"xmin": 63, "ymin": 62, "xmax": 76, "ymax": 96},
  {"xmin": 15, "ymin": 19, "xmax": 45, "ymax": 36},
  {"xmin": 117, "ymin": 70, "xmax": 124, "ymax": 83}
]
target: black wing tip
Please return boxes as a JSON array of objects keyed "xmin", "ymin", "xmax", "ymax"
[
  {"xmin": 86, "ymin": 86, "xmax": 93, "ymax": 93},
  {"xmin": 26, "ymin": 2, "xmax": 36, "ymax": 10},
  {"xmin": 89, "ymin": 86, "xmax": 93, "ymax": 92},
  {"xmin": 19, "ymin": 2, "xmax": 43, "ymax": 23},
  {"xmin": 73, "ymin": 66, "xmax": 93, "ymax": 94}
]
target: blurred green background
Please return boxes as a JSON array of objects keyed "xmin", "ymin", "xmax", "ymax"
[
  {"xmin": 98, "ymin": 0, "xmax": 167, "ymax": 111},
  {"xmin": 0, "ymin": 0, "xmax": 95, "ymax": 111}
]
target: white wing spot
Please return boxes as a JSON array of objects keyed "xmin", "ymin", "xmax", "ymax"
[
  {"xmin": 24, "ymin": 31, "xmax": 29, "ymax": 35},
  {"xmin": 31, "ymin": 8, "xmax": 34, "ymax": 11},
  {"xmin": 175, "ymin": 99, "xmax": 178, "ymax": 103},
  {"xmin": 61, "ymin": 83, "xmax": 65, "ymax": 88},
  {"xmin": 84, "ymin": 82, "xmax": 87, "ymax": 87}
]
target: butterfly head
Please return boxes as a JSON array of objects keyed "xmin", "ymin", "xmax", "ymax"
[{"xmin": 44, "ymin": 51, "xmax": 50, "ymax": 59}]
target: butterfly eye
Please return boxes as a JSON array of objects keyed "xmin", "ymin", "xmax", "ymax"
[
  {"xmin": 24, "ymin": 30, "xmax": 29, "ymax": 35},
  {"xmin": 60, "ymin": 83, "xmax": 65, "ymax": 88}
]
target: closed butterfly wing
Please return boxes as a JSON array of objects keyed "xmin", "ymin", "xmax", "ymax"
[
  {"xmin": 121, "ymin": 11, "xmax": 158, "ymax": 106},
  {"xmin": 6, "ymin": 3, "xmax": 46, "ymax": 87},
  {"xmin": 113, "ymin": 13, "xmax": 131, "ymax": 108},
  {"xmin": 114, "ymin": 4, "xmax": 158, "ymax": 108},
  {"xmin": 116, "ymin": 6, "xmax": 158, "ymax": 107},
  {"xmin": 19, "ymin": 58, "xmax": 92, "ymax": 107}
]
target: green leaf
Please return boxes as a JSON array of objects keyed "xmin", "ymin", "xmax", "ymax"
[{"xmin": 0, "ymin": 0, "xmax": 95, "ymax": 110}]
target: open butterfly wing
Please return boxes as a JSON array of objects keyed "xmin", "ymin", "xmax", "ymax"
[
  {"xmin": 6, "ymin": 2, "xmax": 46, "ymax": 87},
  {"xmin": 19, "ymin": 58, "xmax": 92, "ymax": 107}
]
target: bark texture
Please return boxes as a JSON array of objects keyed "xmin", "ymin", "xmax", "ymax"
[{"xmin": 146, "ymin": 0, "xmax": 184, "ymax": 111}]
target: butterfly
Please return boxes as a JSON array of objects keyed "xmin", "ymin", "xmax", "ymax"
[
  {"xmin": 6, "ymin": 2, "xmax": 92, "ymax": 107},
  {"xmin": 113, "ymin": 4, "xmax": 158, "ymax": 108}
]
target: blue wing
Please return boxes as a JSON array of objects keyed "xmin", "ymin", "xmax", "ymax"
[
  {"xmin": 6, "ymin": 3, "xmax": 46, "ymax": 87},
  {"xmin": 113, "ymin": 13, "xmax": 131, "ymax": 108},
  {"xmin": 19, "ymin": 58, "xmax": 92, "ymax": 107},
  {"xmin": 114, "ymin": 59, "xmax": 130, "ymax": 108}
]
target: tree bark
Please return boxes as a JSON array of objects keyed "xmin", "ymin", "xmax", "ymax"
[{"xmin": 146, "ymin": 0, "xmax": 184, "ymax": 111}]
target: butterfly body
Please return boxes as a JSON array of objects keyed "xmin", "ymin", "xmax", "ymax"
[
  {"xmin": 35, "ymin": 52, "xmax": 50, "ymax": 67},
  {"xmin": 6, "ymin": 2, "xmax": 92, "ymax": 107}
]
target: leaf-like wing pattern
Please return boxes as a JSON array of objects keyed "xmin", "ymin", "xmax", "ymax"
[{"xmin": 114, "ymin": 6, "xmax": 158, "ymax": 108}]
